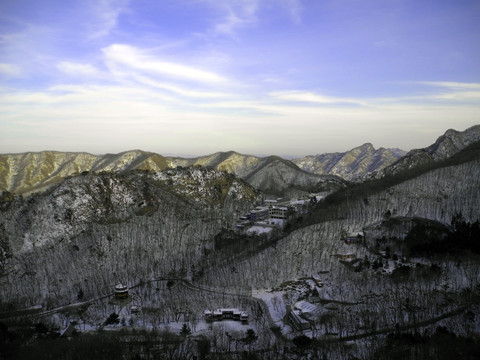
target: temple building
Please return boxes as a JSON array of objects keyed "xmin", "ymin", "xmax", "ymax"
[{"xmin": 114, "ymin": 283, "xmax": 129, "ymax": 298}]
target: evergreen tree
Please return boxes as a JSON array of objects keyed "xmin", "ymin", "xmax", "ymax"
[
  {"xmin": 243, "ymin": 328, "xmax": 258, "ymax": 344},
  {"xmin": 180, "ymin": 323, "xmax": 191, "ymax": 337},
  {"xmin": 104, "ymin": 312, "xmax": 120, "ymax": 326}
]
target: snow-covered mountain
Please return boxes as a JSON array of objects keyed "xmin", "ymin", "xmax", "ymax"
[
  {"xmin": 199, "ymin": 143, "xmax": 480, "ymax": 290},
  {"xmin": 373, "ymin": 124, "xmax": 480, "ymax": 179},
  {"xmin": 0, "ymin": 167, "xmax": 257, "ymax": 305},
  {"xmin": 292, "ymin": 143, "xmax": 406, "ymax": 181},
  {"xmin": 1, "ymin": 126, "xmax": 480, "ymax": 359},
  {"xmin": 0, "ymin": 150, "xmax": 169, "ymax": 195},
  {"xmin": 0, "ymin": 150, "xmax": 344, "ymax": 196},
  {"xmin": 1, "ymin": 126, "xmax": 478, "ymax": 305},
  {"xmin": 1, "ymin": 125, "xmax": 478, "ymax": 197},
  {"xmin": 167, "ymin": 152, "xmax": 344, "ymax": 194}
]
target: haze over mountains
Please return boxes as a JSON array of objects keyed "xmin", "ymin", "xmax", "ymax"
[
  {"xmin": 1, "ymin": 125, "xmax": 480, "ymax": 359},
  {"xmin": 2, "ymin": 125, "xmax": 478, "ymax": 196}
]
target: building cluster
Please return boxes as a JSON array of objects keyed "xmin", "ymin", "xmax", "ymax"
[
  {"xmin": 204, "ymin": 308, "xmax": 249, "ymax": 323},
  {"xmin": 236, "ymin": 195, "xmax": 323, "ymax": 230},
  {"xmin": 288, "ymin": 300, "xmax": 323, "ymax": 331},
  {"xmin": 344, "ymin": 231, "xmax": 364, "ymax": 244}
]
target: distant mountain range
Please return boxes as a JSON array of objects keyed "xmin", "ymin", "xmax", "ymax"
[
  {"xmin": 167, "ymin": 152, "xmax": 343, "ymax": 195},
  {"xmin": 0, "ymin": 125, "xmax": 479, "ymax": 195},
  {"xmin": 373, "ymin": 124, "xmax": 480, "ymax": 179},
  {"xmin": 0, "ymin": 150, "xmax": 169, "ymax": 195},
  {"xmin": 291, "ymin": 143, "xmax": 406, "ymax": 181}
]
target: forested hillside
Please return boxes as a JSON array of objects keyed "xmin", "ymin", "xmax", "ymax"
[
  {"xmin": 1, "ymin": 128, "xmax": 479, "ymax": 360},
  {"xmin": 0, "ymin": 168, "xmax": 257, "ymax": 308},
  {"xmin": 198, "ymin": 153, "xmax": 480, "ymax": 289}
]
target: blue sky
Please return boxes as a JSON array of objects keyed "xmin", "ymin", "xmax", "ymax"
[{"xmin": 1, "ymin": 0, "xmax": 479, "ymax": 156}]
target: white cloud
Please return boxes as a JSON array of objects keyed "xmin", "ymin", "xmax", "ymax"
[
  {"xmin": 56, "ymin": 62, "xmax": 100, "ymax": 76},
  {"xmin": 88, "ymin": 0, "xmax": 130, "ymax": 39},
  {"xmin": 269, "ymin": 91, "xmax": 367, "ymax": 106},
  {"xmin": 1, "ymin": 81, "xmax": 479, "ymax": 155},
  {"xmin": 197, "ymin": 0, "xmax": 259, "ymax": 35},
  {"xmin": 434, "ymin": 91, "xmax": 480, "ymax": 101},
  {"xmin": 419, "ymin": 81, "xmax": 480, "ymax": 90},
  {"xmin": 416, "ymin": 81, "xmax": 480, "ymax": 102},
  {"xmin": 216, "ymin": 1, "xmax": 258, "ymax": 35},
  {"xmin": 103, "ymin": 44, "xmax": 227, "ymax": 83},
  {"xmin": 204, "ymin": 0, "xmax": 303, "ymax": 36},
  {"xmin": 0, "ymin": 63, "xmax": 22, "ymax": 77},
  {"xmin": 134, "ymin": 76, "xmax": 231, "ymax": 99}
]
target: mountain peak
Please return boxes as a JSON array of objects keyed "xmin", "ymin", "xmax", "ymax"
[
  {"xmin": 292, "ymin": 143, "xmax": 405, "ymax": 181},
  {"xmin": 377, "ymin": 124, "xmax": 480, "ymax": 178},
  {"xmin": 357, "ymin": 142, "xmax": 375, "ymax": 150},
  {"xmin": 444, "ymin": 128, "xmax": 459, "ymax": 138}
]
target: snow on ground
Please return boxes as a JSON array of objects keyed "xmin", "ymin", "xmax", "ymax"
[
  {"xmin": 252, "ymin": 290, "xmax": 292, "ymax": 335},
  {"xmin": 247, "ymin": 226, "xmax": 273, "ymax": 236},
  {"xmin": 69, "ymin": 318, "xmax": 254, "ymax": 340},
  {"xmin": 268, "ymin": 218, "xmax": 285, "ymax": 227}
]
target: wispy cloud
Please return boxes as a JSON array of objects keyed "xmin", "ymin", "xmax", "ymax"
[
  {"xmin": 56, "ymin": 62, "xmax": 100, "ymax": 76},
  {"xmin": 204, "ymin": 0, "xmax": 303, "ymax": 36},
  {"xmin": 417, "ymin": 81, "xmax": 480, "ymax": 102},
  {"xmin": 88, "ymin": 0, "xmax": 130, "ymax": 39},
  {"xmin": 1, "ymin": 1, "xmax": 479, "ymax": 156},
  {"xmin": 210, "ymin": 0, "xmax": 259, "ymax": 35},
  {"xmin": 270, "ymin": 90, "xmax": 367, "ymax": 106},
  {"xmin": 134, "ymin": 76, "xmax": 231, "ymax": 99},
  {"xmin": 103, "ymin": 44, "xmax": 227, "ymax": 83},
  {"xmin": 0, "ymin": 63, "xmax": 22, "ymax": 77},
  {"xmin": 419, "ymin": 81, "xmax": 480, "ymax": 90}
]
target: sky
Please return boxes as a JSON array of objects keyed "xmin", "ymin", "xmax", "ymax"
[{"xmin": 0, "ymin": 0, "xmax": 479, "ymax": 157}]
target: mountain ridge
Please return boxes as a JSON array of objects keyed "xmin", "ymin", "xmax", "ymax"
[
  {"xmin": 1, "ymin": 125, "xmax": 479, "ymax": 195},
  {"xmin": 374, "ymin": 124, "xmax": 480, "ymax": 179},
  {"xmin": 292, "ymin": 143, "xmax": 407, "ymax": 181},
  {"xmin": 0, "ymin": 149, "xmax": 343, "ymax": 196}
]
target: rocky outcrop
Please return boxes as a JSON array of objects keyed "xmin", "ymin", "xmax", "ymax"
[
  {"xmin": 292, "ymin": 143, "xmax": 406, "ymax": 181},
  {"xmin": 374, "ymin": 124, "xmax": 480, "ymax": 179}
]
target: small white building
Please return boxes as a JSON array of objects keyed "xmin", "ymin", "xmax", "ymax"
[
  {"xmin": 250, "ymin": 207, "xmax": 269, "ymax": 221},
  {"xmin": 204, "ymin": 308, "xmax": 249, "ymax": 323},
  {"xmin": 269, "ymin": 206, "xmax": 289, "ymax": 219}
]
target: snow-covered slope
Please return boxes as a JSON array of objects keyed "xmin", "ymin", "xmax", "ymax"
[
  {"xmin": 0, "ymin": 168, "xmax": 257, "ymax": 307},
  {"xmin": 167, "ymin": 151, "xmax": 263, "ymax": 178},
  {"xmin": 0, "ymin": 149, "xmax": 344, "ymax": 196},
  {"xmin": 198, "ymin": 148, "xmax": 480, "ymax": 291},
  {"xmin": 375, "ymin": 124, "xmax": 480, "ymax": 179},
  {"xmin": 242, "ymin": 156, "xmax": 343, "ymax": 194},
  {"xmin": 292, "ymin": 143, "xmax": 406, "ymax": 181},
  {"xmin": 167, "ymin": 152, "xmax": 344, "ymax": 194}
]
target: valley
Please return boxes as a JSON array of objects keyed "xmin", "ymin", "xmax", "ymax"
[{"xmin": 1, "ymin": 126, "xmax": 480, "ymax": 359}]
